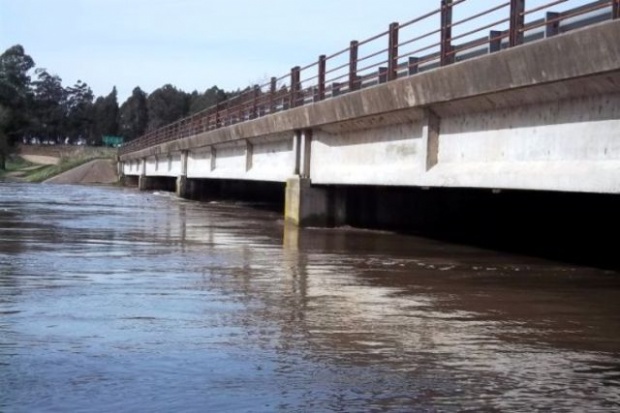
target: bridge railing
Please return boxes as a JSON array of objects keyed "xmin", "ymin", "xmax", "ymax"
[{"xmin": 120, "ymin": 0, "xmax": 618, "ymax": 156}]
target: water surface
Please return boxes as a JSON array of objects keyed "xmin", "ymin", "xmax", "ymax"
[{"xmin": 1, "ymin": 183, "xmax": 619, "ymax": 412}]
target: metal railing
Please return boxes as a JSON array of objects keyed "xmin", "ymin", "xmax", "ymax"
[{"xmin": 120, "ymin": 0, "xmax": 618, "ymax": 156}]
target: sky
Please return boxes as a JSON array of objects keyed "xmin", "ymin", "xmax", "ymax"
[{"xmin": 0, "ymin": 0, "xmax": 595, "ymax": 103}]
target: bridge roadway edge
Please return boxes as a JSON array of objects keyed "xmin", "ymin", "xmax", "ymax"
[
  {"xmin": 120, "ymin": 19, "xmax": 620, "ymax": 227},
  {"xmin": 120, "ymin": 19, "xmax": 620, "ymax": 161}
]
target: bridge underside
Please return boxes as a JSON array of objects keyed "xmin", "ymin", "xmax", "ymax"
[{"xmin": 121, "ymin": 20, "xmax": 620, "ymax": 226}]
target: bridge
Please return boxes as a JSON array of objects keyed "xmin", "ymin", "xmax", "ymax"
[{"xmin": 119, "ymin": 0, "xmax": 620, "ymax": 227}]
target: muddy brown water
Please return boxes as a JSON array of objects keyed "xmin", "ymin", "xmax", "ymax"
[{"xmin": 1, "ymin": 183, "xmax": 619, "ymax": 412}]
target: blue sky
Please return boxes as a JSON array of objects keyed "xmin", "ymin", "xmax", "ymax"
[{"xmin": 0, "ymin": 0, "xmax": 594, "ymax": 103}]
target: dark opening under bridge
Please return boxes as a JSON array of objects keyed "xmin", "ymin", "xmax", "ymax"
[{"xmin": 119, "ymin": 0, "xmax": 620, "ymax": 227}]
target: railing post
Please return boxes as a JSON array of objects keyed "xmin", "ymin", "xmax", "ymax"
[
  {"xmin": 509, "ymin": 0, "xmax": 525, "ymax": 47},
  {"xmin": 378, "ymin": 67, "xmax": 388, "ymax": 84},
  {"xmin": 270, "ymin": 76, "xmax": 277, "ymax": 114},
  {"xmin": 251, "ymin": 85, "xmax": 259, "ymax": 119},
  {"xmin": 318, "ymin": 55, "xmax": 326, "ymax": 101},
  {"xmin": 387, "ymin": 22, "xmax": 399, "ymax": 81},
  {"xmin": 332, "ymin": 82, "xmax": 341, "ymax": 97},
  {"xmin": 349, "ymin": 40, "xmax": 359, "ymax": 91},
  {"xmin": 408, "ymin": 57, "xmax": 419, "ymax": 75},
  {"xmin": 440, "ymin": 0, "xmax": 454, "ymax": 66},
  {"xmin": 489, "ymin": 30, "xmax": 503, "ymax": 53},
  {"xmin": 290, "ymin": 66, "xmax": 301, "ymax": 108},
  {"xmin": 546, "ymin": 12, "xmax": 560, "ymax": 38},
  {"xmin": 614, "ymin": 0, "xmax": 619, "ymax": 19}
]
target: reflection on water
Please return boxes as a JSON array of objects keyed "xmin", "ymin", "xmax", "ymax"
[{"xmin": 1, "ymin": 183, "xmax": 619, "ymax": 412}]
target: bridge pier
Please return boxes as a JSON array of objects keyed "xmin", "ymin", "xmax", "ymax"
[
  {"xmin": 285, "ymin": 177, "xmax": 330, "ymax": 227},
  {"xmin": 138, "ymin": 175, "xmax": 149, "ymax": 191},
  {"xmin": 138, "ymin": 175, "xmax": 176, "ymax": 192},
  {"xmin": 176, "ymin": 176, "xmax": 188, "ymax": 198},
  {"xmin": 121, "ymin": 174, "xmax": 139, "ymax": 187},
  {"xmin": 328, "ymin": 186, "xmax": 348, "ymax": 227},
  {"xmin": 174, "ymin": 177, "xmax": 213, "ymax": 200}
]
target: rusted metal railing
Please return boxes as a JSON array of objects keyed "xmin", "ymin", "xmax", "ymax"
[{"xmin": 120, "ymin": 0, "xmax": 616, "ymax": 156}]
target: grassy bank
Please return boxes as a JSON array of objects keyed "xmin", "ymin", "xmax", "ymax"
[
  {"xmin": 0, "ymin": 156, "xmax": 40, "ymax": 180},
  {"xmin": 2, "ymin": 148, "xmax": 117, "ymax": 182},
  {"xmin": 1, "ymin": 156, "xmax": 36, "ymax": 173}
]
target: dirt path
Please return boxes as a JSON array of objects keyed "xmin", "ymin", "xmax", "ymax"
[
  {"xmin": 44, "ymin": 159, "xmax": 118, "ymax": 185},
  {"xmin": 20, "ymin": 155, "xmax": 59, "ymax": 165}
]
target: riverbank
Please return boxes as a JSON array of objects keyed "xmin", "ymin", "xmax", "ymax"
[
  {"xmin": 43, "ymin": 158, "xmax": 118, "ymax": 184},
  {"xmin": 1, "ymin": 146, "xmax": 118, "ymax": 184}
]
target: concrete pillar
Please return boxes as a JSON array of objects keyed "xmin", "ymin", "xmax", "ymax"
[
  {"xmin": 330, "ymin": 186, "xmax": 348, "ymax": 227},
  {"xmin": 286, "ymin": 128, "xmax": 339, "ymax": 227},
  {"xmin": 180, "ymin": 150, "xmax": 188, "ymax": 176},
  {"xmin": 176, "ymin": 150, "xmax": 189, "ymax": 198},
  {"xmin": 425, "ymin": 109, "xmax": 440, "ymax": 171},
  {"xmin": 122, "ymin": 175, "xmax": 139, "ymax": 187},
  {"xmin": 138, "ymin": 175, "xmax": 151, "ymax": 191},
  {"xmin": 117, "ymin": 161, "xmax": 125, "ymax": 185},
  {"xmin": 176, "ymin": 176, "xmax": 188, "ymax": 198},
  {"xmin": 283, "ymin": 222, "xmax": 300, "ymax": 250},
  {"xmin": 300, "ymin": 129, "xmax": 312, "ymax": 178},
  {"xmin": 292, "ymin": 130, "xmax": 302, "ymax": 175},
  {"xmin": 245, "ymin": 139, "xmax": 253, "ymax": 171},
  {"xmin": 138, "ymin": 157, "xmax": 148, "ymax": 190},
  {"xmin": 210, "ymin": 147, "xmax": 216, "ymax": 171},
  {"xmin": 285, "ymin": 176, "xmax": 329, "ymax": 227}
]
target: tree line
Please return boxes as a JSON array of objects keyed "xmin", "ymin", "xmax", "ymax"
[{"xmin": 0, "ymin": 44, "xmax": 232, "ymax": 169}]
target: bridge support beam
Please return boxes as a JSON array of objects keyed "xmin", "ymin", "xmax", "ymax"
[
  {"xmin": 138, "ymin": 175, "xmax": 153, "ymax": 191},
  {"xmin": 138, "ymin": 176, "xmax": 176, "ymax": 192},
  {"xmin": 285, "ymin": 177, "xmax": 329, "ymax": 227},
  {"xmin": 121, "ymin": 175, "xmax": 139, "ymax": 187},
  {"xmin": 176, "ymin": 176, "xmax": 189, "ymax": 198},
  {"xmin": 176, "ymin": 150, "xmax": 190, "ymax": 197}
]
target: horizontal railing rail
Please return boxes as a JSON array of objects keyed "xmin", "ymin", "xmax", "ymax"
[{"xmin": 120, "ymin": 0, "xmax": 617, "ymax": 156}]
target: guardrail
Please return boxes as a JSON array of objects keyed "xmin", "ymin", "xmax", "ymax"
[{"xmin": 120, "ymin": 0, "xmax": 619, "ymax": 156}]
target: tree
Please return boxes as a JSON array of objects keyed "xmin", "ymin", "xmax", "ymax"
[
  {"xmin": 30, "ymin": 68, "xmax": 67, "ymax": 142},
  {"xmin": 119, "ymin": 86, "xmax": 148, "ymax": 141},
  {"xmin": 0, "ymin": 45, "xmax": 35, "ymax": 149},
  {"xmin": 65, "ymin": 80, "xmax": 94, "ymax": 142},
  {"xmin": 0, "ymin": 45, "xmax": 34, "ymax": 101},
  {"xmin": 93, "ymin": 86, "xmax": 119, "ymax": 140},
  {"xmin": 0, "ymin": 106, "xmax": 10, "ymax": 169},
  {"xmin": 146, "ymin": 84, "xmax": 189, "ymax": 130},
  {"xmin": 189, "ymin": 85, "xmax": 227, "ymax": 115}
]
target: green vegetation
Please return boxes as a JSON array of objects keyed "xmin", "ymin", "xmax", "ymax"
[
  {"xmin": 0, "ymin": 155, "xmax": 36, "ymax": 176},
  {"xmin": 0, "ymin": 148, "xmax": 116, "ymax": 182},
  {"xmin": 22, "ymin": 148, "xmax": 116, "ymax": 182},
  {"xmin": 0, "ymin": 43, "xmax": 237, "ymax": 171}
]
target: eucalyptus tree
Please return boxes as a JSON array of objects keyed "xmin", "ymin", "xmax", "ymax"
[
  {"xmin": 65, "ymin": 80, "xmax": 94, "ymax": 142},
  {"xmin": 119, "ymin": 86, "xmax": 148, "ymax": 141},
  {"xmin": 0, "ymin": 45, "xmax": 35, "ymax": 168},
  {"xmin": 30, "ymin": 68, "xmax": 67, "ymax": 141},
  {"xmin": 93, "ymin": 86, "xmax": 119, "ymax": 142},
  {"xmin": 189, "ymin": 85, "xmax": 227, "ymax": 115},
  {"xmin": 146, "ymin": 84, "xmax": 190, "ymax": 131}
]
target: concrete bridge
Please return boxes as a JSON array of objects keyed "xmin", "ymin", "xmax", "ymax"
[{"xmin": 119, "ymin": 1, "xmax": 620, "ymax": 227}]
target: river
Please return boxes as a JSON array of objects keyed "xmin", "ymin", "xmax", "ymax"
[{"xmin": 1, "ymin": 182, "xmax": 619, "ymax": 412}]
